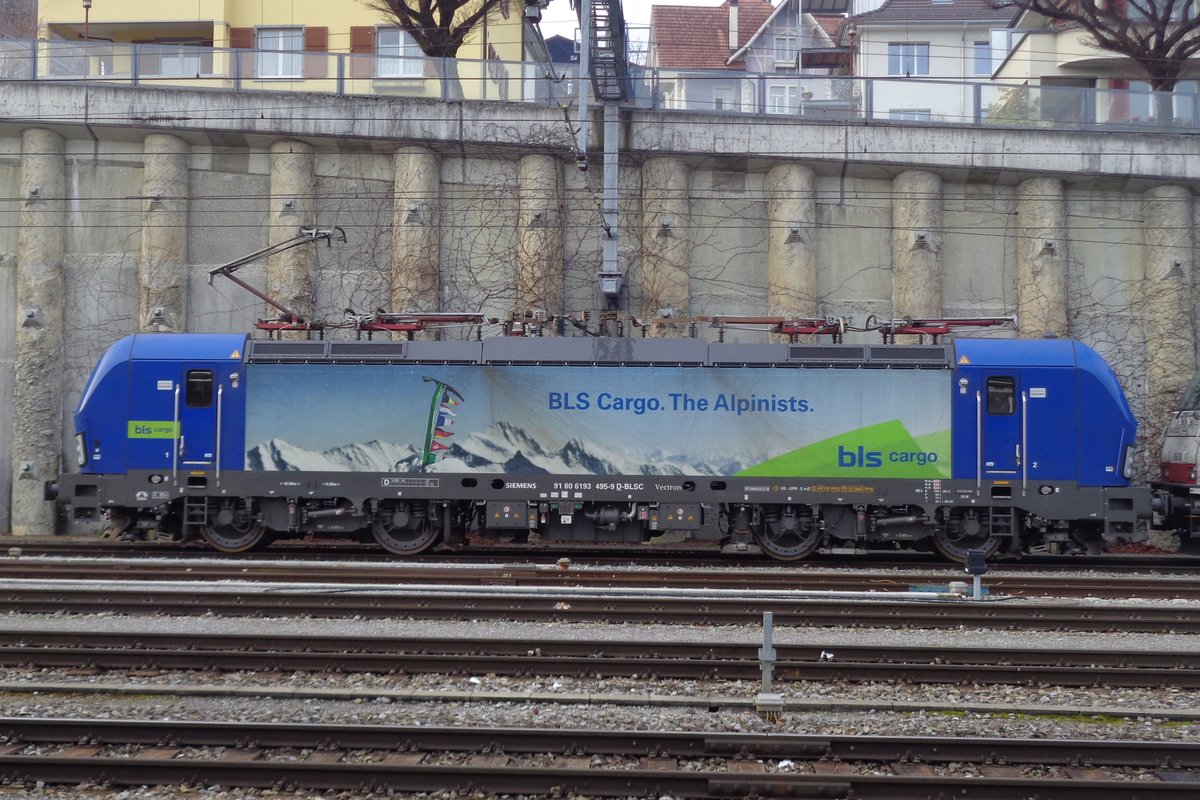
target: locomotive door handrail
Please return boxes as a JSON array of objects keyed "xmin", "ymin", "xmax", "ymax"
[
  {"xmin": 216, "ymin": 383, "xmax": 223, "ymax": 487},
  {"xmin": 976, "ymin": 389, "xmax": 982, "ymax": 492},
  {"xmin": 172, "ymin": 384, "xmax": 180, "ymax": 484},
  {"xmin": 1021, "ymin": 391, "xmax": 1028, "ymax": 497}
]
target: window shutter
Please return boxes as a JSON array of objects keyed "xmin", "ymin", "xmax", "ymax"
[
  {"xmin": 304, "ymin": 26, "xmax": 328, "ymax": 79},
  {"xmin": 350, "ymin": 26, "xmax": 375, "ymax": 78},
  {"xmin": 229, "ymin": 27, "xmax": 253, "ymax": 49},
  {"xmin": 229, "ymin": 27, "xmax": 255, "ymax": 79}
]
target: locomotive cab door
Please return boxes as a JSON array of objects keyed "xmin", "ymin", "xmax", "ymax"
[
  {"xmin": 178, "ymin": 366, "xmax": 219, "ymax": 466},
  {"xmin": 980, "ymin": 373, "xmax": 1023, "ymax": 475}
]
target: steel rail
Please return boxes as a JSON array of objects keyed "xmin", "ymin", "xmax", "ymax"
[
  {"xmin": 7, "ymin": 538, "xmax": 1200, "ymax": 569},
  {"xmin": 5, "ymin": 716, "xmax": 1198, "ymax": 763},
  {"xmin": 2, "ymin": 630, "xmax": 1196, "ymax": 688},
  {"xmin": 0, "ymin": 584, "xmax": 1194, "ymax": 632},
  {"xmin": 0, "ymin": 718, "xmax": 1196, "ymax": 798},
  {"xmin": 4, "ymin": 556, "xmax": 1200, "ymax": 598}
]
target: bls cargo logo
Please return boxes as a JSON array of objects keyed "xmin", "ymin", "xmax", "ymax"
[
  {"xmin": 127, "ymin": 421, "xmax": 179, "ymax": 439},
  {"xmin": 838, "ymin": 445, "xmax": 939, "ymax": 468}
]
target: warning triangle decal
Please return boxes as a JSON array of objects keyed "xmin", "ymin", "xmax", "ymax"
[{"xmin": 958, "ymin": 355, "xmax": 970, "ymax": 364}]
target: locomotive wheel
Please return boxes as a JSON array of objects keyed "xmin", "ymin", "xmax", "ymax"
[
  {"xmin": 752, "ymin": 521, "xmax": 821, "ymax": 561},
  {"xmin": 201, "ymin": 503, "xmax": 267, "ymax": 553},
  {"xmin": 932, "ymin": 523, "xmax": 1002, "ymax": 562},
  {"xmin": 372, "ymin": 517, "xmax": 441, "ymax": 556},
  {"xmin": 102, "ymin": 512, "xmax": 135, "ymax": 540}
]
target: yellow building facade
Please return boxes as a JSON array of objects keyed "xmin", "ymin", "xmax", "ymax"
[{"xmin": 36, "ymin": 0, "xmax": 550, "ymax": 100}]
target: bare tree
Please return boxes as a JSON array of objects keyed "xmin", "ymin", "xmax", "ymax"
[
  {"xmin": 1007, "ymin": 0, "xmax": 1200, "ymax": 94},
  {"xmin": 365, "ymin": 0, "xmax": 503, "ymax": 99}
]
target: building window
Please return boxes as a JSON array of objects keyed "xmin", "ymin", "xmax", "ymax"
[
  {"xmin": 257, "ymin": 27, "xmax": 302, "ymax": 78},
  {"xmin": 774, "ymin": 35, "xmax": 798, "ymax": 64},
  {"xmin": 157, "ymin": 45, "xmax": 204, "ymax": 77},
  {"xmin": 378, "ymin": 27, "xmax": 423, "ymax": 77},
  {"xmin": 767, "ymin": 84, "xmax": 799, "ymax": 114},
  {"xmin": 889, "ymin": 108, "xmax": 932, "ymax": 121},
  {"xmin": 888, "ymin": 42, "xmax": 929, "ymax": 76},
  {"xmin": 137, "ymin": 39, "xmax": 211, "ymax": 77},
  {"xmin": 1127, "ymin": 79, "xmax": 1197, "ymax": 121},
  {"xmin": 1129, "ymin": 2, "xmax": 1194, "ymax": 21},
  {"xmin": 713, "ymin": 86, "xmax": 735, "ymax": 111},
  {"xmin": 972, "ymin": 41, "xmax": 990, "ymax": 76}
]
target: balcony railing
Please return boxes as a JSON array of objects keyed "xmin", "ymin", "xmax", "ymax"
[{"xmin": 2, "ymin": 38, "xmax": 1197, "ymax": 135}]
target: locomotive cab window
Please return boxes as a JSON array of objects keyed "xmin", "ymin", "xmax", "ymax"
[
  {"xmin": 986, "ymin": 376, "xmax": 1015, "ymax": 415},
  {"xmin": 185, "ymin": 370, "xmax": 214, "ymax": 408}
]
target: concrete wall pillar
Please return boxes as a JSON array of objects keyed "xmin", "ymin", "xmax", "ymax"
[
  {"xmin": 1142, "ymin": 185, "xmax": 1196, "ymax": 454},
  {"xmin": 516, "ymin": 154, "xmax": 564, "ymax": 317},
  {"xmin": 640, "ymin": 157, "xmax": 691, "ymax": 335},
  {"xmin": 139, "ymin": 133, "xmax": 189, "ymax": 332},
  {"xmin": 1016, "ymin": 177, "xmax": 1068, "ymax": 338},
  {"xmin": 267, "ymin": 140, "xmax": 316, "ymax": 323},
  {"xmin": 891, "ymin": 170, "xmax": 943, "ymax": 320},
  {"xmin": 390, "ymin": 145, "xmax": 441, "ymax": 315},
  {"xmin": 766, "ymin": 163, "xmax": 818, "ymax": 318},
  {"xmin": 11, "ymin": 128, "xmax": 65, "ymax": 535}
]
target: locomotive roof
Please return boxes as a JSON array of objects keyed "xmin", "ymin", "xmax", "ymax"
[
  {"xmin": 126, "ymin": 333, "xmax": 249, "ymax": 361},
  {"xmin": 242, "ymin": 336, "xmax": 958, "ymax": 367},
  {"xmin": 100, "ymin": 331, "xmax": 1099, "ymax": 371},
  {"xmin": 953, "ymin": 337, "xmax": 1078, "ymax": 367},
  {"xmin": 108, "ymin": 334, "xmax": 1086, "ymax": 370},
  {"xmin": 240, "ymin": 336, "xmax": 1093, "ymax": 368}
]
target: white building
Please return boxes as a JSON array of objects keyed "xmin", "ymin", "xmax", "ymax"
[
  {"xmin": 648, "ymin": 0, "xmax": 849, "ymax": 115},
  {"xmin": 850, "ymin": 0, "xmax": 1019, "ymax": 123}
]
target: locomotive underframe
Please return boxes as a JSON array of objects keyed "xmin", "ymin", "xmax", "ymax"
[{"xmin": 54, "ymin": 469, "xmax": 1151, "ymax": 560}]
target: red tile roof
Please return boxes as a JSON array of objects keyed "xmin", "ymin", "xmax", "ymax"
[
  {"xmin": 650, "ymin": 0, "xmax": 777, "ymax": 69},
  {"xmin": 855, "ymin": 0, "xmax": 1018, "ymax": 24},
  {"xmin": 811, "ymin": 14, "xmax": 846, "ymax": 42}
]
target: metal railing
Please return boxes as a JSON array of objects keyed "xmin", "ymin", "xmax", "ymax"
[{"xmin": 2, "ymin": 38, "xmax": 1196, "ymax": 134}]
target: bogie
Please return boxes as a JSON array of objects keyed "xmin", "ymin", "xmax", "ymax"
[{"xmin": 200, "ymin": 499, "xmax": 268, "ymax": 553}]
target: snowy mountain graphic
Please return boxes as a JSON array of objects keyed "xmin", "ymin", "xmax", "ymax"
[
  {"xmin": 247, "ymin": 421, "xmax": 747, "ymax": 475},
  {"xmin": 246, "ymin": 439, "xmax": 419, "ymax": 472}
]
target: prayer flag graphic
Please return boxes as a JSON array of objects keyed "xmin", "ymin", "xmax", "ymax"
[{"xmin": 421, "ymin": 377, "xmax": 465, "ymax": 470}]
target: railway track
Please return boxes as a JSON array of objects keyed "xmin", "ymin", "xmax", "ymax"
[
  {"xmin": 5, "ymin": 535, "xmax": 1200, "ymax": 569},
  {"xmin": 2, "ymin": 629, "xmax": 1196, "ymax": 688},
  {"xmin": 2, "ymin": 582, "xmax": 1195, "ymax": 632},
  {"xmin": 0, "ymin": 717, "xmax": 1196, "ymax": 798},
  {"xmin": 6, "ymin": 553, "xmax": 1200, "ymax": 598},
  {"xmin": 3, "ymin": 544, "xmax": 1193, "ymax": 798}
]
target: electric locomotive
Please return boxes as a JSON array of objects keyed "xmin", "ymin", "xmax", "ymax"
[
  {"xmin": 1155, "ymin": 373, "xmax": 1200, "ymax": 536},
  {"xmin": 46, "ymin": 333, "xmax": 1151, "ymax": 561}
]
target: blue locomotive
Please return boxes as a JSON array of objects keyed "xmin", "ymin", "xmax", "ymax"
[{"xmin": 46, "ymin": 333, "xmax": 1150, "ymax": 561}]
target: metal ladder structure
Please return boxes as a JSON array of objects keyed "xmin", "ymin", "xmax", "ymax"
[
  {"xmin": 574, "ymin": 0, "xmax": 628, "ymax": 310},
  {"xmin": 585, "ymin": 0, "xmax": 628, "ymax": 103},
  {"xmin": 183, "ymin": 494, "xmax": 208, "ymax": 541},
  {"xmin": 988, "ymin": 508, "xmax": 1016, "ymax": 539}
]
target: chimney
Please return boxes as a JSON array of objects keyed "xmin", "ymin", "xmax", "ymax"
[{"xmin": 729, "ymin": 0, "xmax": 739, "ymax": 52}]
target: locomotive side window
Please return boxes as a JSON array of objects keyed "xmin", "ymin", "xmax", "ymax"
[
  {"xmin": 186, "ymin": 370, "xmax": 214, "ymax": 408},
  {"xmin": 986, "ymin": 376, "xmax": 1015, "ymax": 415}
]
